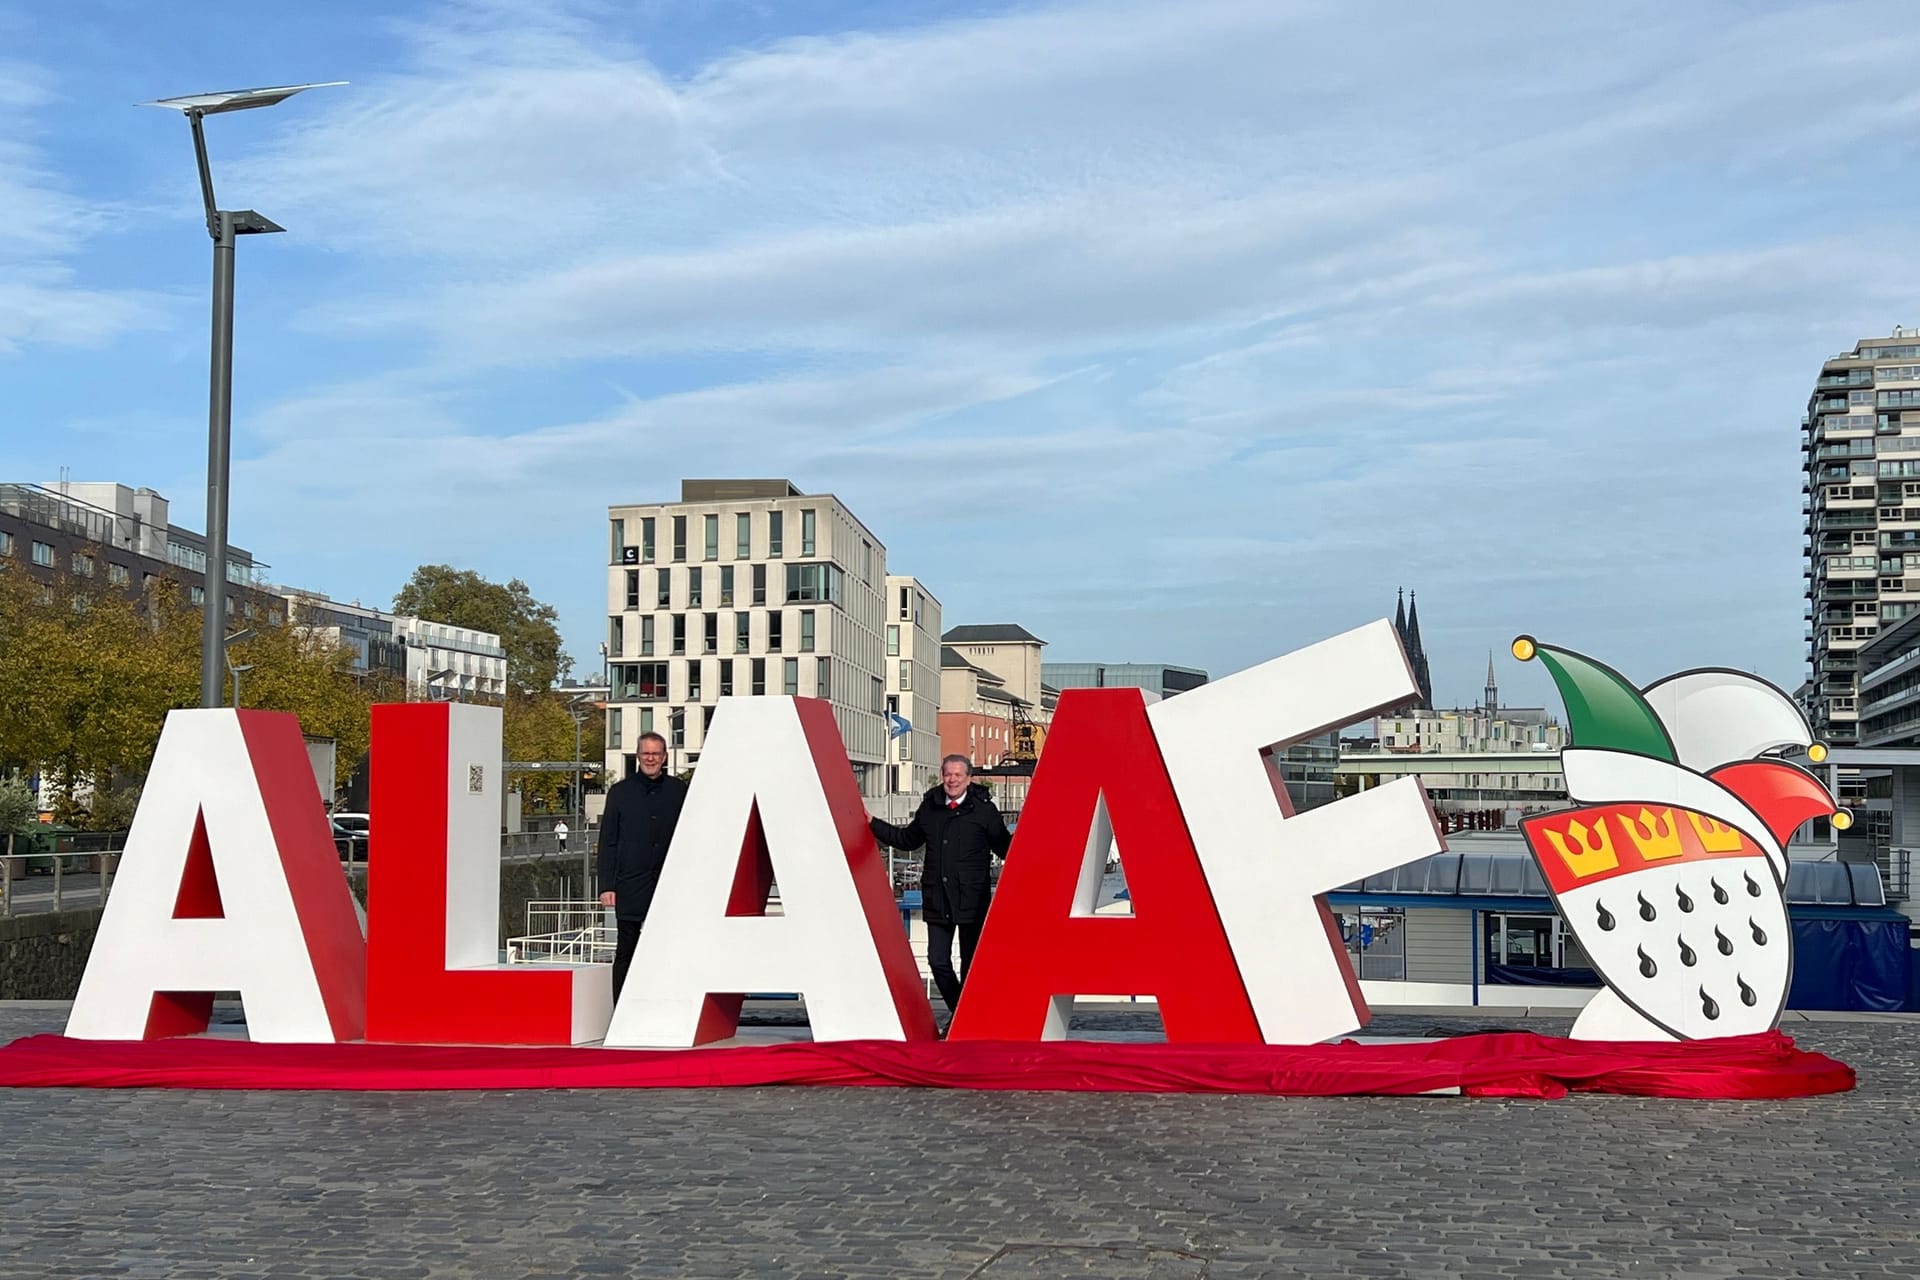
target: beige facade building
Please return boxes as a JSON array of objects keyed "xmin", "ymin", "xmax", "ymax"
[
  {"xmin": 883, "ymin": 576, "xmax": 942, "ymax": 795},
  {"xmin": 604, "ymin": 480, "xmax": 891, "ymax": 794},
  {"xmin": 938, "ymin": 624, "xmax": 1058, "ymax": 767},
  {"xmin": 1804, "ymin": 327, "xmax": 1920, "ymax": 746}
]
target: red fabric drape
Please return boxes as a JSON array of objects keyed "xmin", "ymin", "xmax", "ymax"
[{"xmin": 0, "ymin": 1031, "xmax": 1852, "ymax": 1099}]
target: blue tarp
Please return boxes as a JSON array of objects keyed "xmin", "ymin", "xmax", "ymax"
[{"xmin": 1786, "ymin": 914, "xmax": 1913, "ymax": 1012}]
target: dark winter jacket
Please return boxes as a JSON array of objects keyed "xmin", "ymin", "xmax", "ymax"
[
  {"xmin": 598, "ymin": 770, "xmax": 689, "ymax": 922},
  {"xmin": 870, "ymin": 782, "xmax": 1012, "ymax": 926}
]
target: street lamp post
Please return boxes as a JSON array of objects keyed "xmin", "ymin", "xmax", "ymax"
[
  {"xmin": 141, "ymin": 82, "xmax": 344, "ymax": 708},
  {"xmin": 223, "ymin": 627, "xmax": 256, "ymax": 707}
]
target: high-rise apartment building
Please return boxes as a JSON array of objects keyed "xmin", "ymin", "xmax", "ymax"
[
  {"xmin": 882, "ymin": 576, "xmax": 942, "ymax": 795},
  {"xmin": 1803, "ymin": 327, "xmax": 1920, "ymax": 746},
  {"xmin": 604, "ymin": 480, "xmax": 891, "ymax": 794}
]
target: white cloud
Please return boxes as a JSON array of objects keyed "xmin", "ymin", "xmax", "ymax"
[
  {"xmin": 0, "ymin": 60, "xmax": 166, "ymax": 355},
  {"xmin": 185, "ymin": 0, "xmax": 1920, "ymax": 693}
]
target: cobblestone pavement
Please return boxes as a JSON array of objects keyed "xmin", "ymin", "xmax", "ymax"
[{"xmin": 2, "ymin": 1003, "xmax": 1917, "ymax": 1279}]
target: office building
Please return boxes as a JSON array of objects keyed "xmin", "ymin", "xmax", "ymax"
[
  {"xmin": 604, "ymin": 480, "xmax": 891, "ymax": 794},
  {"xmin": 1042, "ymin": 660, "xmax": 1207, "ymax": 702},
  {"xmin": 1804, "ymin": 327, "xmax": 1920, "ymax": 746},
  {"xmin": 883, "ymin": 576, "xmax": 942, "ymax": 795},
  {"xmin": 0, "ymin": 481, "xmax": 283, "ymax": 625}
]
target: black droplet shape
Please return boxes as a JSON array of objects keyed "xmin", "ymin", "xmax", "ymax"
[
  {"xmin": 1744, "ymin": 872, "xmax": 1763, "ymax": 898},
  {"xmin": 1750, "ymin": 918, "xmax": 1768, "ymax": 947},
  {"xmin": 1714, "ymin": 926, "xmax": 1734, "ymax": 956},
  {"xmin": 1737, "ymin": 974, "xmax": 1758, "ymax": 1007},
  {"xmin": 1637, "ymin": 946, "xmax": 1657, "ymax": 978},
  {"xmin": 1676, "ymin": 884, "xmax": 1694, "ymax": 913},
  {"xmin": 1678, "ymin": 935, "xmax": 1697, "ymax": 967},
  {"xmin": 1711, "ymin": 878, "xmax": 1730, "ymax": 905},
  {"xmin": 1700, "ymin": 986, "xmax": 1721, "ymax": 1020},
  {"xmin": 1637, "ymin": 891, "xmax": 1657, "ymax": 922},
  {"xmin": 1595, "ymin": 900, "xmax": 1615, "ymax": 931}
]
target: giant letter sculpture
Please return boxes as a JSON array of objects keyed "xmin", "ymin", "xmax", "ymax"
[
  {"xmin": 365, "ymin": 702, "xmax": 612, "ymax": 1045},
  {"xmin": 946, "ymin": 688, "xmax": 1262, "ymax": 1042},
  {"xmin": 68, "ymin": 709, "xmax": 366, "ymax": 1042},
  {"xmin": 605, "ymin": 697, "xmax": 935, "ymax": 1047},
  {"xmin": 1147, "ymin": 620, "xmax": 1445, "ymax": 1044}
]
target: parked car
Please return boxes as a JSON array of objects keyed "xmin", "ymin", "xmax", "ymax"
[{"xmin": 331, "ymin": 819, "xmax": 368, "ymax": 862}]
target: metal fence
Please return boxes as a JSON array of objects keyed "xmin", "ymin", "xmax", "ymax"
[{"xmin": 0, "ymin": 831, "xmax": 122, "ymax": 917}]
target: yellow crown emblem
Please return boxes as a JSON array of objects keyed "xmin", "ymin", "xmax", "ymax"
[
  {"xmin": 1544, "ymin": 817, "xmax": 1618, "ymax": 877},
  {"xmin": 1685, "ymin": 812, "xmax": 1747, "ymax": 854},
  {"xmin": 1618, "ymin": 807, "xmax": 1682, "ymax": 861}
]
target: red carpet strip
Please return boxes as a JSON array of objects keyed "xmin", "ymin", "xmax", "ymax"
[{"xmin": 0, "ymin": 1030, "xmax": 1852, "ymax": 1099}]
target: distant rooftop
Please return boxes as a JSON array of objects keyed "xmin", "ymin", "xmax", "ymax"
[
  {"xmin": 943, "ymin": 623, "xmax": 1045, "ymax": 645},
  {"xmin": 680, "ymin": 479, "xmax": 804, "ymax": 502},
  {"xmin": 940, "ymin": 646, "xmax": 998, "ymax": 678}
]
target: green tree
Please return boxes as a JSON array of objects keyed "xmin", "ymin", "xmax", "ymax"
[
  {"xmin": 503, "ymin": 693, "xmax": 603, "ymax": 811},
  {"xmin": 392, "ymin": 565, "xmax": 568, "ymax": 696},
  {"xmin": 0, "ymin": 774, "xmax": 35, "ymax": 833}
]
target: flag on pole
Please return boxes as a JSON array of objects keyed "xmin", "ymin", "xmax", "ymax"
[{"xmin": 887, "ymin": 712, "xmax": 912, "ymax": 739}]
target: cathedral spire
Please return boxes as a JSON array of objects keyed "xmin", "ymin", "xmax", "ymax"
[
  {"xmin": 1485, "ymin": 650, "xmax": 1499, "ymax": 713},
  {"xmin": 1394, "ymin": 587, "xmax": 1407, "ymax": 639},
  {"xmin": 1404, "ymin": 591, "xmax": 1433, "ymax": 709}
]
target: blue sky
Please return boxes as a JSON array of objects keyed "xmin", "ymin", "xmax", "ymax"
[{"xmin": 7, "ymin": 0, "xmax": 1920, "ymax": 710}]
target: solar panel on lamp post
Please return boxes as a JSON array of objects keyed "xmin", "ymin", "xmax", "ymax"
[{"xmin": 139, "ymin": 82, "xmax": 345, "ymax": 709}]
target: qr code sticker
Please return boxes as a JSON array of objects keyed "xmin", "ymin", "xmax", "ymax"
[{"xmin": 468, "ymin": 764, "xmax": 485, "ymax": 794}]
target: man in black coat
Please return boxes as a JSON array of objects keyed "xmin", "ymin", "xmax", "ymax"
[
  {"xmin": 869, "ymin": 754, "xmax": 1012, "ymax": 1015},
  {"xmin": 598, "ymin": 730, "xmax": 688, "ymax": 999}
]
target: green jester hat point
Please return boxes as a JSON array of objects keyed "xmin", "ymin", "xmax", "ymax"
[{"xmin": 1509, "ymin": 635, "xmax": 1675, "ymax": 764}]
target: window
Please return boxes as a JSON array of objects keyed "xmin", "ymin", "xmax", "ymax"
[
  {"xmin": 0, "ymin": 531, "xmax": 11, "ymax": 556},
  {"xmin": 720, "ymin": 662, "xmax": 735, "ymax": 697},
  {"xmin": 612, "ymin": 663, "xmax": 670, "ymax": 699},
  {"xmin": 899, "ymin": 659, "xmax": 910, "ymax": 691},
  {"xmin": 625, "ymin": 569, "xmax": 640, "ymax": 609},
  {"xmin": 703, "ymin": 514, "xmax": 719, "ymax": 561},
  {"xmin": 72, "ymin": 552, "xmax": 94, "ymax": 577},
  {"xmin": 816, "ymin": 656, "xmax": 831, "ymax": 700},
  {"xmin": 190, "ymin": 583, "xmax": 205, "ymax": 604},
  {"xmin": 639, "ymin": 707, "xmax": 654, "ymax": 735},
  {"xmin": 1339, "ymin": 909, "xmax": 1407, "ymax": 981},
  {"xmin": 736, "ymin": 512, "xmax": 751, "ymax": 558},
  {"xmin": 610, "ymin": 518, "xmax": 625, "ymax": 563},
  {"xmin": 768, "ymin": 510, "xmax": 784, "ymax": 557},
  {"xmin": 719, "ymin": 564, "xmax": 734, "ymax": 607},
  {"xmin": 862, "ymin": 540, "xmax": 872, "ymax": 583},
  {"xmin": 752, "ymin": 658, "xmax": 767, "ymax": 696},
  {"xmin": 703, "ymin": 612, "xmax": 718, "ymax": 655},
  {"xmin": 608, "ymin": 708, "xmax": 623, "ymax": 750},
  {"xmin": 671, "ymin": 709, "xmax": 686, "ymax": 749},
  {"xmin": 898, "ymin": 585, "xmax": 910, "ymax": 620},
  {"xmin": 800, "ymin": 508, "xmax": 817, "ymax": 556},
  {"xmin": 31, "ymin": 541, "xmax": 53, "ymax": 567},
  {"xmin": 672, "ymin": 515, "xmax": 687, "ymax": 561},
  {"xmin": 784, "ymin": 562, "xmax": 843, "ymax": 605},
  {"xmin": 671, "ymin": 614, "xmax": 687, "ymax": 655},
  {"xmin": 656, "ymin": 568, "xmax": 672, "ymax": 608},
  {"xmin": 107, "ymin": 562, "xmax": 129, "ymax": 587},
  {"xmin": 688, "ymin": 662, "xmax": 703, "ymax": 702},
  {"xmin": 735, "ymin": 612, "xmax": 750, "ymax": 654},
  {"xmin": 640, "ymin": 615, "xmax": 655, "ymax": 656},
  {"xmin": 800, "ymin": 609, "xmax": 816, "ymax": 652},
  {"xmin": 689, "ymin": 567, "xmax": 703, "ymax": 608},
  {"xmin": 886, "ymin": 625, "xmax": 900, "ymax": 657},
  {"xmin": 873, "ymin": 677, "xmax": 885, "ymax": 716},
  {"xmin": 609, "ymin": 615, "xmax": 624, "ymax": 656},
  {"xmin": 752, "ymin": 564, "xmax": 767, "ymax": 605},
  {"xmin": 783, "ymin": 658, "xmax": 799, "ymax": 696},
  {"xmin": 641, "ymin": 517, "xmax": 656, "ymax": 562},
  {"xmin": 702, "ymin": 704, "xmax": 716, "ymax": 736},
  {"xmin": 768, "ymin": 611, "xmax": 783, "ymax": 651}
]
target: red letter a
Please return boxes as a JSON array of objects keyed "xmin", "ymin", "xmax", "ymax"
[{"xmin": 946, "ymin": 688, "xmax": 1260, "ymax": 1043}]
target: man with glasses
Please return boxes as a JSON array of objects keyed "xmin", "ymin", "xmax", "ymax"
[{"xmin": 598, "ymin": 731, "xmax": 688, "ymax": 1000}]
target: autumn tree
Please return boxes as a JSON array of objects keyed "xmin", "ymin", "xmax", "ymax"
[
  {"xmin": 392, "ymin": 565, "xmax": 568, "ymax": 696},
  {"xmin": 0, "ymin": 568, "xmax": 378, "ymax": 807},
  {"xmin": 503, "ymin": 692, "xmax": 604, "ymax": 812}
]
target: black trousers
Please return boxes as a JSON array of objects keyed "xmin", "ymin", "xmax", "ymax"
[
  {"xmin": 612, "ymin": 918, "xmax": 644, "ymax": 1001},
  {"xmin": 925, "ymin": 920, "xmax": 983, "ymax": 1013}
]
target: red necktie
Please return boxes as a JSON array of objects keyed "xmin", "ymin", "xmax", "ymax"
[{"xmin": 947, "ymin": 798, "xmax": 959, "ymax": 810}]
